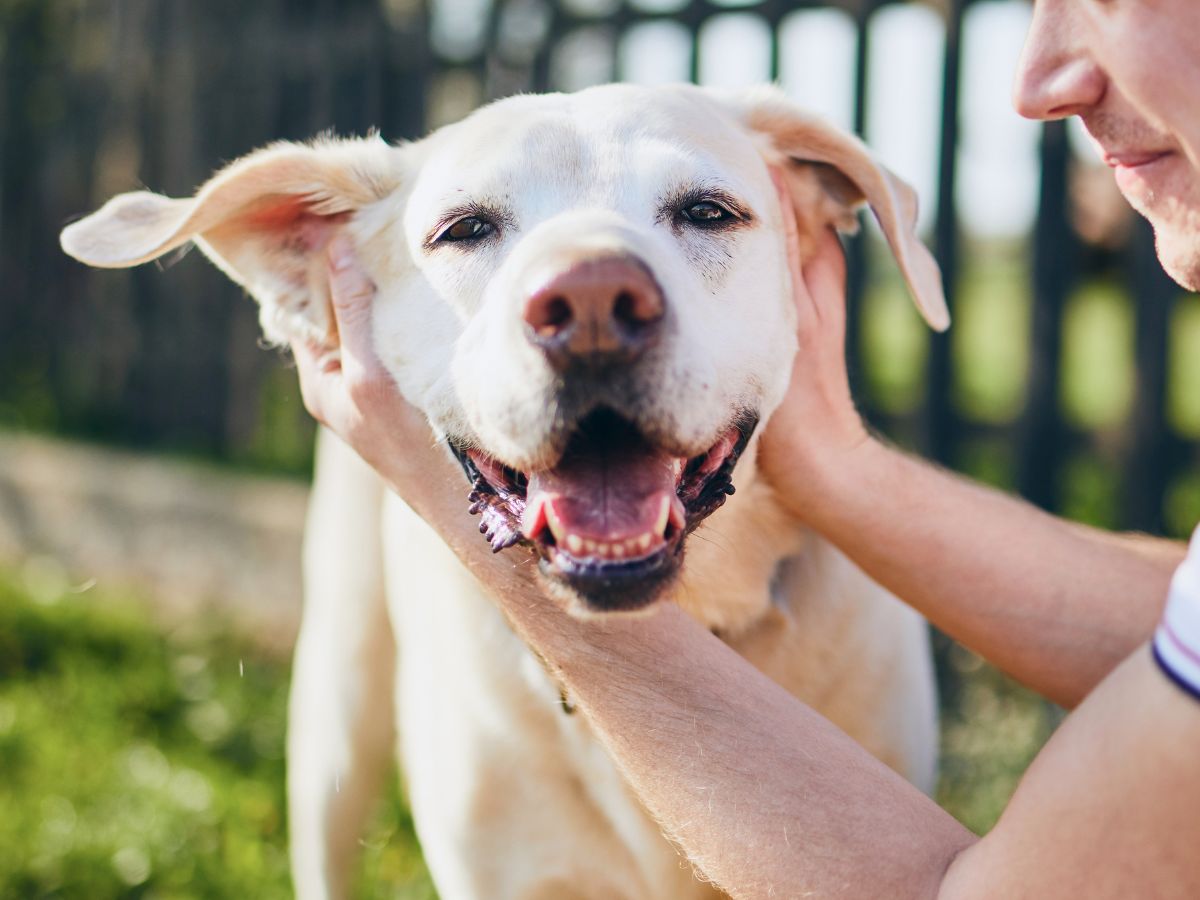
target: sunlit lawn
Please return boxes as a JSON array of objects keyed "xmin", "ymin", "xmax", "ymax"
[{"xmin": 0, "ymin": 570, "xmax": 434, "ymax": 900}]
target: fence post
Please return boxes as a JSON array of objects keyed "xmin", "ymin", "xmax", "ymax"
[
  {"xmin": 1016, "ymin": 120, "xmax": 1073, "ymax": 510},
  {"xmin": 843, "ymin": 5, "xmax": 872, "ymax": 410},
  {"xmin": 1122, "ymin": 217, "xmax": 1176, "ymax": 533},
  {"xmin": 922, "ymin": 0, "xmax": 963, "ymax": 465}
]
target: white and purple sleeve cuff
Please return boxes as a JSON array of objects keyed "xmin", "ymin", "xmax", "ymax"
[{"xmin": 1152, "ymin": 530, "xmax": 1200, "ymax": 702}]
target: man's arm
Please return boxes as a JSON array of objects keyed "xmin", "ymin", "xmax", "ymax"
[
  {"xmin": 759, "ymin": 184, "xmax": 1183, "ymax": 708},
  {"xmin": 782, "ymin": 437, "xmax": 1183, "ymax": 708}
]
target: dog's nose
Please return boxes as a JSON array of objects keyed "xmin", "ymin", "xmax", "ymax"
[{"xmin": 523, "ymin": 255, "xmax": 664, "ymax": 366}]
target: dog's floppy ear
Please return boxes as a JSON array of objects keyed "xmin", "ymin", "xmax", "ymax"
[
  {"xmin": 61, "ymin": 135, "xmax": 402, "ymax": 346},
  {"xmin": 721, "ymin": 87, "xmax": 949, "ymax": 332}
]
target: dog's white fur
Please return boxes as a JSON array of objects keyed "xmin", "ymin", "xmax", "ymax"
[{"xmin": 63, "ymin": 84, "xmax": 947, "ymax": 900}]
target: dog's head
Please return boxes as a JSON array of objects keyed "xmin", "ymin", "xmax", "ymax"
[{"xmin": 62, "ymin": 84, "xmax": 946, "ymax": 616}]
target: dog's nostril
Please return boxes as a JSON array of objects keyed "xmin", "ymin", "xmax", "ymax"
[
  {"xmin": 529, "ymin": 295, "xmax": 574, "ymax": 337},
  {"xmin": 542, "ymin": 297, "xmax": 572, "ymax": 332},
  {"xmin": 614, "ymin": 291, "xmax": 637, "ymax": 326},
  {"xmin": 613, "ymin": 290, "xmax": 661, "ymax": 329}
]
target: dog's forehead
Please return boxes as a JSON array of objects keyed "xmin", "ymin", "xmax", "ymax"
[{"xmin": 411, "ymin": 85, "xmax": 764, "ymax": 213}]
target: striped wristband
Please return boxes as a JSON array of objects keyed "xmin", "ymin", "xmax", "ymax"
[{"xmin": 1152, "ymin": 539, "xmax": 1200, "ymax": 703}]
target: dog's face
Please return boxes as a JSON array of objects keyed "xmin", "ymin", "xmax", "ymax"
[{"xmin": 62, "ymin": 84, "xmax": 946, "ymax": 615}]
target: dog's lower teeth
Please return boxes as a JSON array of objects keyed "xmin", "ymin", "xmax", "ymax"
[
  {"xmin": 637, "ymin": 532, "xmax": 653, "ymax": 551},
  {"xmin": 566, "ymin": 534, "xmax": 583, "ymax": 553}
]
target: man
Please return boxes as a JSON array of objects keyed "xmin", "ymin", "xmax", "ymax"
[{"xmin": 294, "ymin": 1, "xmax": 1200, "ymax": 895}]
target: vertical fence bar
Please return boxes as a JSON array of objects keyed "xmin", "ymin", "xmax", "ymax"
[
  {"xmin": 1122, "ymin": 218, "xmax": 1176, "ymax": 532},
  {"xmin": 922, "ymin": 0, "xmax": 962, "ymax": 464},
  {"xmin": 1016, "ymin": 120, "xmax": 1072, "ymax": 509},
  {"xmin": 843, "ymin": 4, "xmax": 871, "ymax": 402}
]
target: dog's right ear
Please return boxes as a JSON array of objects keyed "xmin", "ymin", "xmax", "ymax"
[
  {"xmin": 713, "ymin": 86, "xmax": 949, "ymax": 333},
  {"xmin": 61, "ymin": 135, "xmax": 402, "ymax": 346}
]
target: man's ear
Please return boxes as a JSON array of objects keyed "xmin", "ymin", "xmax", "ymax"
[
  {"xmin": 717, "ymin": 86, "xmax": 949, "ymax": 332},
  {"xmin": 60, "ymin": 135, "xmax": 403, "ymax": 347}
]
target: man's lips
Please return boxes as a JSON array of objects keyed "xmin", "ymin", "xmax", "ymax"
[
  {"xmin": 1102, "ymin": 149, "xmax": 1175, "ymax": 193},
  {"xmin": 1103, "ymin": 149, "xmax": 1171, "ymax": 170}
]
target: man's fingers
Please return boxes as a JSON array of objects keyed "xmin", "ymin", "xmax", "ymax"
[
  {"xmin": 802, "ymin": 228, "xmax": 847, "ymax": 316},
  {"xmin": 770, "ymin": 167, "xmax": 806, "ymax": 295},
  {"xmin": 326, "ymin": 234, "xmax": 380, "ymax": 373}
]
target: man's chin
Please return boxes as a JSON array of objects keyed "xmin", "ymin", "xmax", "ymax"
[{"xmin": 1152, "ymin": 227, "xmax": 1200, "ymax": 291}]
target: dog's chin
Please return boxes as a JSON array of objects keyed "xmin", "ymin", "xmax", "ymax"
[
  {"xmin": 450, "ymin": 407, "xmax": 757, "ymax": 615},
  {"xmin": 538, "ymin": 537, "xmax": 683, "ymax": 615}
]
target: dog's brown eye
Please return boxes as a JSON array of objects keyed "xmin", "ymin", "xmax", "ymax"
[
  {"xmin": 682, "ymin": 201, "xmax": 732, "ymax": 225},
  {"xmin": 442, "ymin": 217, "xmax": 494, "ymax": 242}
]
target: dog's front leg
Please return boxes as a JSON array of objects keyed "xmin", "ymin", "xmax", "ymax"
[{"xmin": 288, "ymin": 428, "xmax": 396, "ymax": 900}]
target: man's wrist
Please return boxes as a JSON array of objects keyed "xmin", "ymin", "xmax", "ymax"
[{"xmin": 770, "ymin": 426, "xmax": 887, "ymax": 527}]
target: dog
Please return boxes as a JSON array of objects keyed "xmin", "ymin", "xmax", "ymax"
[{"xmin": 63, "ymin": 83, "xmax": 948, "ymax": 900}]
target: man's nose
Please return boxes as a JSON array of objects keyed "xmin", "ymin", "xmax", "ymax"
[
  {"xmin": 522, "ymin": 255, "xmax": 665, "ymax": 369},
  {"xmin": 1012, "ymin": 3, "xmax": 1105, "ymax": 121}
]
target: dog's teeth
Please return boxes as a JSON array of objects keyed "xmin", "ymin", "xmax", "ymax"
[
  {"xmin": 612, "ymin": 542, "xmax": 625, "ymax": 559},
  {"xmin": 669, "ymin": 498, "xmax": 687, "ymax": 531},
  {"xmin": 654, "ymin": 495, "xmax": 671, "ymax": 537},
  {"xmin": 521, "ymin": 495, "xmax": 549, "ymax": 540},
  {"xmin": 637, "ymin": 532, "xmax": 653, "ymax": 551},
  {"xmin": 584, "ymin": 539, "xmax": 597, "ymax": 554},
  {"xmin": 544, "ymin": 503, "xmax": 567, "ymax": 543},
  {"xmin": 566, "ymin": 534, "xmax": 583, "ymax": 554},
  {"xmin": 596, "ymin": 541, "xmax": 611, "ymax": 557}
]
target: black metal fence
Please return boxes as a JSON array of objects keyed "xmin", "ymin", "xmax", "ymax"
[{"xmin": 1, "ymin": 0, "xmax": 1194, "ymax": 535}]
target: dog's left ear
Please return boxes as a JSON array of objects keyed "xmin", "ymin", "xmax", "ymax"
[
  {"xmin": 719, "ymin": 86, "xmax": 949, "ymax": 332},
  {"xmin": 61, "ymin": 135, "xmax": 403, "ymax": 346}
]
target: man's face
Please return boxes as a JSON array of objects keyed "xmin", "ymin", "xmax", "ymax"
[{"xmin": 1014, "ymin": 0, "xmax": 1200, "ymax": 290}]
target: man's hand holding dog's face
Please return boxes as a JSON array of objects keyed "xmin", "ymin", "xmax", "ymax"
[{"xmin": 756, "ymin": 170, "xmax": 866, "ymax": 525}]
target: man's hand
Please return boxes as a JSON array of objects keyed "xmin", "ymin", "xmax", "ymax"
[
  {"xmin": 758, "ymin": 169, "xmax": 870, "ymax": 519},
  {"xmin": 292, "ymin": 236, "xmax": 432, "ymax": 487},
  {"xmin": 291, "ymin": 235, "xmax": 543, "ymax": 589}
]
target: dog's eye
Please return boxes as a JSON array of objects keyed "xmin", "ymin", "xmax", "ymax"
[
  {"xmin": 681, "ymin": 201, "xmax": 733, "ymax": 225},
  {"xmin": 440, "ymin": 216, "xmax": 494, "ymax": 243}
]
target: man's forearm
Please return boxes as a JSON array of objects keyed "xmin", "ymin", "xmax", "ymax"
[
  {"xmin": 515, "ymin": 601, "xmax": 974, "ymax": 899},
  {"xmin": 795, "ymin": 438, "xmax": 1183, "ymax": 707}
]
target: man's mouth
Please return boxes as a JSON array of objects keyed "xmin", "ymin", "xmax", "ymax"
[
  {"xmin": 1098, "ymin": 146, "xmax": 1176, "ymax": 194},
  {"xmin": 450, "ymin": 408, "xmax": 756, "ymax": 611},
  {"xmin": 1103, "ymin": 150, "xmax": 1171, "ymax": 170}
]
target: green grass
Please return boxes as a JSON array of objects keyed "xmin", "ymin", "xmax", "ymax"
[
  {"xmin": 0, "ymin": 568, "xmax": 433, "ymax": 900},
  {"xmin": 0, "ymin": 564, "xmax": 1052, "ymax": 897}
]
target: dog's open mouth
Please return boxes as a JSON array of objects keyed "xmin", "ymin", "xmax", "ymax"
[{"xmin": 450, "ymin": 409, "xmax": 756, "ymax": 612}]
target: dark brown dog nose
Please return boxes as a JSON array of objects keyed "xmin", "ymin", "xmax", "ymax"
[{"xmin": 523, "ymin": 255, "xmax": 664, "ymax": 367}]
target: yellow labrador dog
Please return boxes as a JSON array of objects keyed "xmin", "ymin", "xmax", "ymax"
[{"xmin": 63, "ymin": 84, "xmax": 948, "ymax": 900}]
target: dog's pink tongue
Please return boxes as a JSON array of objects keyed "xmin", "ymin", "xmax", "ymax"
[{"xmin": 524, "ymin": 442, "xmax": 684, "ymax": 550}]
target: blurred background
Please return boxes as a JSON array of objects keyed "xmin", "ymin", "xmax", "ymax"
[{"xmin": 1, "ymin": 0, "xmax": 1195, "ymax": 896}]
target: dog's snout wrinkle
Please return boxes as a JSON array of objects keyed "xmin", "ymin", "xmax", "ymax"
[{"xmin": 523, "ymin": 255, "xmax": 664, "ymax": 369}]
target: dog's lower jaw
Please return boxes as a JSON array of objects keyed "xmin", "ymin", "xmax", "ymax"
[{"xmin": 538, "ymin": 544, "xmax": 684, "ymax": 615}]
